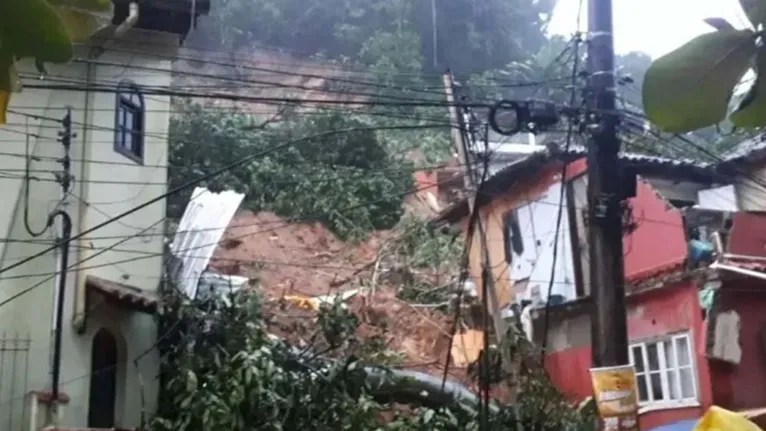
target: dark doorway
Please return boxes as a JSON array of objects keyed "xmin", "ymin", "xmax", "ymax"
[{"xmin": 87, "ymin": 328, "xmax": 118, "ymax": 428}]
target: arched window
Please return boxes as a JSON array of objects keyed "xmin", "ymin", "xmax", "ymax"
[
  {"xmin": 88, "ymin": 328, "xmax": 118, "ymax": 428},
  {"xmin": 115, "ymin": 81, "xmax": 145, "ymax": 163}
]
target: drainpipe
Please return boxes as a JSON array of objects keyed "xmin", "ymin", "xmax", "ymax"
[
  {"xmin": 90, "ymin": 2, "xmax": 139, "ymax": 58},
  {"xmin": 50, "ymin": 210, "xmax": 73, "ymax": 401},
  {"xmin": 115, "ymin": 2, "xmax": 140, "ymax": 37}
]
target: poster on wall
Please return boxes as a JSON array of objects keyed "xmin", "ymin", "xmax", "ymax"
[{"xmin": 590, "ymin": 365, "xmax": 640, "ymax": 431}]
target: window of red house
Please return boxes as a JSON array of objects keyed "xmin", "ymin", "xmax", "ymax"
[{"xmin": 630, "ymin": 333, "xmax": 696, "ymax": 405}]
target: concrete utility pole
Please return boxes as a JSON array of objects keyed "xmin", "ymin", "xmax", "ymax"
[{"xmin": 586, "ymin": 0, "xmax": 629, "ymax": 367}]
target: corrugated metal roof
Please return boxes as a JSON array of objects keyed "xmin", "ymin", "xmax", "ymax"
[
  {"xmin": 170, "ymin": 187, "xmax": 245, "ymax": 299},
  {"xmin": 483, "ymin": 142, "xmax": 710, "ymax": 189},
  {"xmin": 433, "ymin": 142, "xmax": 715, "ymax": 224},
  {"xmin": 721, "ymin": 133, "xmax": 766, "ymax": 162}
]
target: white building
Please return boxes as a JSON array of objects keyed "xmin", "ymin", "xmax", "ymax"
[{"xmin": 0, "ymin": 1, "xmax": 208, "ymax": 428}]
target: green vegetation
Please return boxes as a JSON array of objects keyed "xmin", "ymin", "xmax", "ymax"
[
  {"xmin": 643, "ymin": 1, "xmax": 766, "ymax": 132},
  {"xmin": 168, "ymin": 105, "xmax": 414, "ymax": 240},
  {"xmin": 151, "ymin": 287, "xmax": 596, "ymax": 431},
  {"xmin": 189, "ymin": 0, "xmax": 555, "ymax": 77},
  {"xmin": 0, "ymin": 0, "xmax": 111, "ymax": 123}
]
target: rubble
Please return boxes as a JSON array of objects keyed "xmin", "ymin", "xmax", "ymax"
[{"xmin": 209, "ymin": 210, "xmax": 476, "ymax": 384}]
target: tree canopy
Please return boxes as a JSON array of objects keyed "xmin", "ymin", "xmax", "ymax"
[
  {"xmin": 188, "ymin": 0, "xmax": 556, "ymax": 77},
  {"xmin": 168, "ymin": 105, "xmax": 415, "ymax": 240}
]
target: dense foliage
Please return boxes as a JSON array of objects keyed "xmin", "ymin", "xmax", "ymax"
[
  {"xmin": 168, "ymin": 104, "xmax": 414, "ymax": 240},
  {"xmin": 188, "ymin": 0, "xmax": 555, "ymax": 77},
  {"xmin": 152, "ymin": 286, "xmax": 596, "ymax": 431},
  {"xmin": 383, "ymin": 216, "xmax": 463, "ymax": 305}
]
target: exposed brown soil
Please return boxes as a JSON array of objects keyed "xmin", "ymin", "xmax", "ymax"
[{"xmin": 209, "ymin": 210, "xmax": 474, "ymax": 385}]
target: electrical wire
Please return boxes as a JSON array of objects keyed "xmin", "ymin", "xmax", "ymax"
[
  {"xmin": 539, "ymin": 29, "xmax": 583, "ymax": 363},
  {"xmin": 23, "ymin": 118, "xmax": 52, "ymax": 238},
  {"xmin": 0, "ymin": 124, "xmax": 461, "ymax": 278}
]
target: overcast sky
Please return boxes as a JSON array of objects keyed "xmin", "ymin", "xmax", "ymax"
[{"xmin": 547, "ymin": 0, "xmax": 750, "ymax": 58}]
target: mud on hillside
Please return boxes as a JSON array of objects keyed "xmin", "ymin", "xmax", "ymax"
[{"xmin": 209, "ymin": 210, "xmax": 476, "ymax": 384}]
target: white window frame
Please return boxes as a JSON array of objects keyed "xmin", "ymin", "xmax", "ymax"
[{"xmin": 629, "ymin": 332, "xmax": 698, "ymax": 410}]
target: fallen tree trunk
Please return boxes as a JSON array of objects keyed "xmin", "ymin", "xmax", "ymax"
[
  {"xmin": 362, "ymin": 365, "xmax": 500, "ymax": 415},
  {"xmin": 279, "ymin": 340, "xmax": 499, "ymax": 416}
]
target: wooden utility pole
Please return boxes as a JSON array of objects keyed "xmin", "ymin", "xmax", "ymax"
[
  {"xmin": 586, "ymin": 0, "xmax": 629, "ymax": 367},
  {"xmin": 442, "ymin": 72, "xmax": 513, "ymax": 390}
]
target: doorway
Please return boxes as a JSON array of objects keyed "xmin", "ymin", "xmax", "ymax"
[{"xmin": 87, "ymin": 328, "xmax": 118, "ymax": 427}]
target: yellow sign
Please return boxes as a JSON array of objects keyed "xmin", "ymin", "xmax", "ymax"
[{"xmin": 590, "ymin": 365, "xmax": 639, "ymax": 431}]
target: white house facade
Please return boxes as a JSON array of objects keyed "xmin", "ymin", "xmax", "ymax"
[{"xmin": 0, "ymin": 1, "xmax": 208, "ymax": 429}]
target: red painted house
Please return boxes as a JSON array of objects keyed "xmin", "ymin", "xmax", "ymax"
[{"xmin": 433, "ymin": 143, "xmax": 766, "ymax": 428}]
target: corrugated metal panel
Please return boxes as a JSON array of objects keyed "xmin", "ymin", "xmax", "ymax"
[
  {"xmin": 170, "ymin": 187, "xmax": 245, "ymax": 298},
  {"xmin": 722, "ymin": 133, "xmax": 766, "ymax": 162}
]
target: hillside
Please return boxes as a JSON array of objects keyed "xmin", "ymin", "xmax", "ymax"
[
  {"xmin": 173, "ymin": 47, "xmax": 372, "ymax": 118},
  {"xmin": 209, "ymin": 211, "xmax": 478, "ymax": 385}
]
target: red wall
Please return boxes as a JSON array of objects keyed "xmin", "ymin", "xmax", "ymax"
[
  {"xmin": 709, "ymin": 286, "xmax": 766, "ymax": 410},
  {"xmin": 543, "ymin": 281, "xmax": 712, "ymax": 429},
  {"xmin": 623, "ymin": 180, "xmax": 687, "ymax": 283}
]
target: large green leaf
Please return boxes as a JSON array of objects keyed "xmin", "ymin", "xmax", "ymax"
[
  {"xmin": 0, "ymin": 0, "xmax": 74, "ymax": 63},
  {"xmin": 0, "ymin": 48, "xmax": 14, "ymax": 125},
  {"xmin": 0, "ymin": 0, "xmax": 76, "ymax": 124},
  {"xmin": 643, "ymin": 29, "xmax": 756, "ymax": 132},
  {"xmin": 740, "ymin": 0, "xmax": 766, "ymax": 27},
  {"xmin": 731, "ymin": 48, "xmax": 766, "ymax": 127}
]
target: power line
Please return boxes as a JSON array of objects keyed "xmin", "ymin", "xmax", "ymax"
[
  {"xmin": 540, "ymin": 26, "xmax": 584, "ymax": 363},
  {"xmin": 0, "ymin": 124, "xmax": 457, "ymax": 278},
  {"xmin": 20, "ymin": 81, "xmax": 500, "ymax": 108}
]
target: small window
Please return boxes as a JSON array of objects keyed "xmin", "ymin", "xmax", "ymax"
[
  {"xmin": 629, "ymin": 333, "xmax": 697, "ymax": 405},
  {"xmin": 502, "ymin": 209, "xmax": 523, "ymax": 263},
  {"xmin": 114, "ymin": 81, "xmax": 144, "ymax": 163}
]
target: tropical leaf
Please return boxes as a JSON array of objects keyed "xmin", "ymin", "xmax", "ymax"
[
  {"xmin": 642, "ymin": 29, "xmax": 756, "ymax": 132},
  {"xmin": 0, "ymin": 0, "xmax": 74, "ymax": 63},
  {"xmin": 0, "ymin": 54, "xmax": 13, "ymax": 125},
  {"xmin": 731, "ymin": 48, "xmax": 766, "ymax": 127},
  {"xmin": 0, "ymin": 0, "xmax": 76, "ymax": 124},
  {"xmin": 740, "ymin": 0, "xmax": 766, "ymax": 28},
  {"xmin": 704, "ymin": 17, "xmax": 736, "ymax": 31}
]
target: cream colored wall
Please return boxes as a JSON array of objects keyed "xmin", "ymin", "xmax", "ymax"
[
  {"xmin": 463, "ymin": 164, "xmax": 568, "ymax": 308},
  {"xmin": 0, "ymin": 29, "xmax": 178, "ymax": 429}
]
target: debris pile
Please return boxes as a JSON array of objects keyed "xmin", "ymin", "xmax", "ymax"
[{"xmin": 210, "ymin": 210, "xmax": 476, "ymax": 383}]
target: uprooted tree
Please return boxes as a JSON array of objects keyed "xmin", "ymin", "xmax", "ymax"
[{"xmin": 151, "ymin": 284, "xmax": 596, "ymax": 430}]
